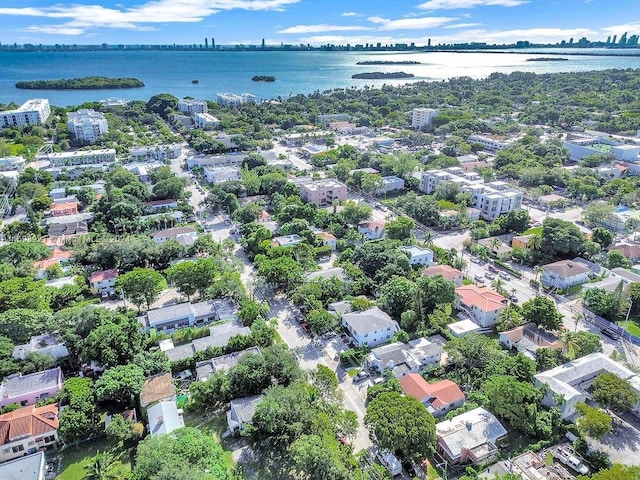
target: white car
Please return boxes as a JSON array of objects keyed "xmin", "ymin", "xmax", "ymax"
[{"xmin": 499, "ymin": 272, "xmax": 511, "ymax": 280}]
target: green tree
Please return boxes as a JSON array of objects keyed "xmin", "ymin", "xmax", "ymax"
[
  {"xmin": 165, "ymin": 258, "xmax": 217, "ymax": 300},
  {"xmin": 607, "ymin": 249, "xmax": 632, "ymax": 269},
  {"xmin": 82, "ymin": 451, "xmax": 122, "ymax": 480},
  {"xmin": 575, "ymin": 402, "xmax": 612, "ymax": 440},
  {"xmin": 105, "ymin": 414, "xmax": 141, "ymax": 444},
  {"xmin": 133, "ymin": 427, "xmax": 229, "ymax": 480},
  {"xmin": 379, "ymin": 276, "xmax": 418, "ymax": 319},
  {"xmin": 95, "ymin": 364, "xmax": 145, "ymax": 407},
  {"xmin": 386, "ymin": 216, "xmax": 415, "ymax": 241},
  {"xmin": 541, "ymin": 218, "xmax": 585, "ymax": 259},
  {"xmin": 290, "ymin": 434, "xmax": 352, "ymax": 480},
  {"xmin": 146, "ymin": 93, "xmax": 178, "ymax": 118},
  {"xmin": 365, "ymin": 391, "xmax": 436, "ymax": 463},
  {"xmin": 592, "ymin": 372, "xmax": 640, "ymax": 413},
  {"xmin": 415, "ymin": 275, "xmax": 456, "ymax": 317},
  {"xmin": 591, "ymin": 227, "xmax": 614, "ymax": 248},
  {"xmin": 311, "ymin": 365, "xmax": 341, "ymax": 403},
  {"xmin": 577, "ymin": 464, "xmax": 640, "ymax": 480},
  {"xmin": 341, "ymin": 200, "xmax": 372, "ymax": 225},
  {"xmin": 116, "ymin": 268, "xmax": 165, "ymax": 311},
  {"xmin": 306, "ymin": 309, "xmax": 336, "ymax": 334},
  {"xmin": 520, "ymin": 296, "xmax": 563, "ymax": 331},
  {"xmin": 256, "ymin": 256, "xmax": 304, "ymax": 291}
]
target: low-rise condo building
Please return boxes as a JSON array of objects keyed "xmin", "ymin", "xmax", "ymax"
[
  {"xmin": 66, "ymin": 109, "xmax": 108, "ymax": 143},
  {"xmin": 0, "ymin": 99, "xmax": 50, "ymax": 129}
]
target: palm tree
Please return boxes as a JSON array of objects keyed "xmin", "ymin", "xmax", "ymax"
[
  {"xmin": 497, "ymin": 305, "xmax": 522, "ymax": 331},
  {"xmin": 83, "ymin": 451, "xmax": 122, "ymax": 480},
  {"xmin": 491, "ymin": 278, "xmax": 507, "ymax": 296},
  {"xmin": 489, "ymin": 237, "xmax": 501, "ymax": 253},
  {"xmin": 528, "ymin": 234, "xmax": 542, "ymax": 251}
]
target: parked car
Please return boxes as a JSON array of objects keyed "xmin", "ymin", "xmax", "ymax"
[
  {"xmin": 470, "ymin": 257, "xmax": 481, "ymax": 264},
  {"xmin": 353, "ymin": 370, "xmax": 370, "ymax": 383},
  {"xmin": 601, "ymin": 327, "xmax": 620, "ymax": 340},
  {"xmin": 484, "ymin": 272, "xmax": 495, "ymax": 280},
  {"xmin": 474, "ymin": 274, "xmax": 485, "ymax": 283},
  {"xmin": 487, "ymin": 264, "xmax": 499, "ymax": 273},
  {"xmin": 499, "ymin": 272, "xmax": 511, "ymax": 280},
  {"xmin": 510, "ymin": 295, "xmax": 519, "ymax": 303}
]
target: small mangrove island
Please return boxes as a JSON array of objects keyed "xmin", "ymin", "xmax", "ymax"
[
  {"xmin": 15, "ymin": 76, "xmax": 145, "ymax": 89},
  {"xmin": 356, "ymin": 60, "xmax": 421, "ymax": 65},
  {"xmin": 352, "ymin": 71, "xmax": 415, "ymax": 79},
  {"xmin": 526, "ymin": 57, "xmax": 569, "ymax": 62},
  {"xmin": 252, "ymin": 75, "xmax": 276, "ymax": 82}
]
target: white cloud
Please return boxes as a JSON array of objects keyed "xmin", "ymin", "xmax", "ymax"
[
  {"xmin": 0, "ymin": 0, "xmax": 300, "ymax": 35},
  {"xmin": 366, "ymin": 16, "xmax": 458, "ymax": 30},
  {"xmin": 600, "ymin": 22, "xmax": 640, "ymax": 36},
  {"xmin": 418, "ymin": 0, "xmax": 527, "ymax": 10},
  {"xmin": 277, "ymin": 24, "xmax": 372, "ymax": 34},
  {"xmin": 341, "ymin": 12, "xmax": 360, "ymax": 17},
  {"xmin": 443, "ymin": 22, "xmax": 484, "ymax": 29}
]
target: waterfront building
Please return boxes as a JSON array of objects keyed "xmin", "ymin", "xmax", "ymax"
[
  {"xmin": 177, "ymin": 98, "xmax": 208, "ymax": 115},
  {"xmin": 216, "ymin": 93, "xmax": 255, "ymax": 108},
  {"xmin": 193, "ymin": 112, "xmax": 220, "ymax": 129},
  {"xmin": 411, "ymin": 107, "xmax": 438, "ymax": 129},
  {"xmin": 66, "ymin": 109, "xmax": 108, "ymax": 143},
  {"xmin": 0, "ymin": 99, "xmax": 50, "ymax": 129}
]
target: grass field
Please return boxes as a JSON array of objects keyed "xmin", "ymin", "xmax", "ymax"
[
  {"xmin": 620, "ymin": 321, "xmax": 640, "ymax": 337},
  {"xmin": 520, "ymin": 226, "xmax": 543, "ymax": 236},
  {"xmin": 55, "ymin": 437, "xmax": 132, "ymax": 480}
]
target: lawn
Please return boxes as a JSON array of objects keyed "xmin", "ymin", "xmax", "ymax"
[
  {"xmin": 620, "ymin": 321, "xmax": 640, "ymax": 337},
  {"xmin": 520, "ymin": 226, "xmax": 543, "ymax": 236},
  {"xmin": 55, "ymin": 437, "xmax": 132, "ymax": 480}
]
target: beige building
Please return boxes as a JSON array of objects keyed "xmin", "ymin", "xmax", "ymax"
[{"xmin": 299, "ymin": 180, "xmax": 348, "ymax": 206}]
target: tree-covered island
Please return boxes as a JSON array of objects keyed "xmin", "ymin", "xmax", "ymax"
[
  {"xmin": 15, "ymin": 76, "xmax": 145, "ymax": 89},
  {"xmin": 352, "ymin": 71, "xmax": 415, "ymax": 79}
]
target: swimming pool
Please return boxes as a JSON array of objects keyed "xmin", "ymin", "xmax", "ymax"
[{"xmin": 616, "ymin": 206, "xmax": 630, "ymax": 213}]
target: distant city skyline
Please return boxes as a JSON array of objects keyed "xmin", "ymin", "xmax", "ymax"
[{"xmin": 0, "ymin": 0, "xmax": 638, "ymax": 47}]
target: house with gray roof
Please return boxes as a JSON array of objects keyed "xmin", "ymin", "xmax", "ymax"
[
  {"xmin": 12, "ymin": 334, "xmax": 69, "ymax": 361},
  {"xmin": 541, "ymin": 260, "xmax": 591, "ymax": 289},
  {"xmin": 365, "ymin": 337, "xmax": 442, "ymax": 378},
  {"xmin": 139, "ymin": 299, "xmax": 237, "ymax": 333},
  {"xmin": 0, "ymin": 450, "xmax": 46, "ymax": 480},
  {"xmin": 159, "ymin": 322, "xmax": 252, "ymax": 362},
  {"xmin": 535, "ymin": 352, "xmax": 640, "ymax": 419},
  {"xmin": 0, "ymin": 367, "xmax": 63, "ymax": 409},
  {"xmin": 436, "ymin": 407, "xmax": 508, "ymax": 465},
  {"xmin": 147, "ymin": 400, "xmax": 184, "ymax": 437},
  {"xmin": 341, "ymin": 307, "xmax": 399, "ymax": 348},
  {"xmin": 196, "ymin": 346, "xmax": 261, "ymax": 381},
  {"xmin": 227, "ymin": 395, "xmax": 263, "ymax": 434}
]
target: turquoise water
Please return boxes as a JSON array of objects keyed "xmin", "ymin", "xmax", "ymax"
[
  {"xmin": 1, "ymin": 49, "xmax": 639, "ymax": 107},
  {"xmin": 616, "ymin": 206, "xmax": 631, "ymax": 213}
]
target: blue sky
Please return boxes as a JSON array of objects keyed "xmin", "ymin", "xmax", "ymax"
[{"xmin": 0, "ymin": 0, "xmax": 638, "ymax": 46}]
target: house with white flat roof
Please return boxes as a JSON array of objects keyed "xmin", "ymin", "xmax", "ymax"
[
  {"xmin": 342, "ymin": 307, "xmax": 399, "ymax": 348},
  {"xmin": 401, "ymin": 246, "xmax": 434, "ymax": 266},
  {"xmin": 534, "ymin": 352, "xmax": 640, "ymax": 419}
]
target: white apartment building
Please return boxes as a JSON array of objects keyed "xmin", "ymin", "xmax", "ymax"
[
  {"xmin": 204, "ymin": 166, "xmax": 242, "ymax": 184},
  {"xmin": 0, "ymin": 99, "xmax": 50, "ymax": 129},
  {"xmin": 216, "ymin": 93, "xmax": 256, "ymax": 108},
  {"xmin": 412, "ymin": 107, "xmax": 438, "ymax": 129},
  {"xmin": 468, "ymin": 134, "xmax": 516, "ymax": 153},
  {"xmin": 419, "ymin": 168, "xmax": 522, "ymax": 221},
  {"xmin": 128, "ymin": 144, "xmax": 182, "ymax": 162},
  {"xmin": 46, "ymin": 149, "xmax": 116, "ymax": 167},
  {"xmin": 0, "ymin": 156, "xmax": 26, "ymax": 172},
  {"xmin": 177, "ymin": 98, "xmax": 208, "ymax": 115},
  {"xmin": 376, "ymin": 175, "xmax": 405, "ymax": 195},
  {"xmin": 193, "ymin": 112, "xmax": 221, "ymax": 129},
  {"xmin": 66, "ymin": 109, "xmax": 108, "ymax": 143}
]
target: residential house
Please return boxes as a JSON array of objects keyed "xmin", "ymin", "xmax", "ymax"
[
  {"xmin": 0, "ymin": 450, "xmax": 46, "ymax": 480},
  {"xmin": 375, "ymin": 176, "xmax": 405, "ymax": 195},
  {"xmin": 436, "ymin": 407, "xmax": 508, "ymax": 465},
  {"xmin": 147, "ymin": 400, "xmax": 184, "ymax": 437},
  {"xmin": 447, "ymin": 319, "xmax": 482, "ymax": 338},
  {"xmin": 227, "ymin": 395, "xmax": 263, "ymax": 434},
  {"xmin": 541, "ymin": 260, "xmax": 591, "ymax": 289},
  {"xmin": 139, "ymin": 372, "xmax": 176, "ymax": 410},
  {"xmin": 258, "ymin": 210, "xmax": 271, "ymax": 223},
  {"xmin": 12, "ymin": 335, "xmax": 69, "ymax": 361},
  {"xmin": 123, "ymin": 161, "xmax": 163, "ymax": 183},
  {"xmin": 195, "ymin": 347, "xmax": 261, "ymax": 382},
  {"xmin": 511, "ymin": 234, "xmax": 536, "ymax": 249},
  {"xmin": 159, "ymin": 321, "xmax": 250, "ymax": 362},
  {"xmin": 610, "ymin": 243, "xmax": 640, "ymax": 263},
  {"xmin": 328, "ymin": 300, "xmax": 352, "ymax": 316},
  {"xmin": 152, "ymin": 226, "xmax": 197, "ymax": 245},
  {"xmin": 139, "ymin": 373, "xmax": 183, "ymax": 436},
  {"xmin": 305, "ymin": 267, "xmax": 345, "ymax": 281},
  {"xmin": 139, "ymin": 300, "xmax": 235, "ymax": 333},
  {"xmin": 89, "ymin": 268, "xmax": 118, "ymax": 296},
  {"xmin": 49, "ymin": 201, "xmax": 78, "ymax": 218},
  {"xmin": 477, "ymin": 237, "xmax": 513, "ymax": 259},
  {"xmin": 499, "ymin": 323, "xmax": 563, "ymax": 360},
  {"xmin": 299, "ymin": 180, "xmax": 348, "ymax": 207},
  {"xmin": 342, "ymin": 307, "xmax": 399, "ymax": 348},
  {"xmin": 365, "ymin": 338, "xmax": 442, "ymax": 378},
  {"xmin": 204, "ymin": 166, "xmax": 241, "ymax": 184},
  {"xmin": 272, "ymin": 234, "xmax": 303, "ymax": 248},
  {"xmin": 455, "ymin": 285, "xmax": 506, "ymax": 328},
  {"xmin": 423, "ymin": 265, "xmax": 464, "ymax": 287},
  {"xmin": 0, "ymin": 368, "xmax": 63, "ymax": 409},
  {"xmin": 358, "ymin": 220, "xmax": 385, "ymax": 240},
  {"xmin": 143, "ymin": 199, "xmax": 179, "ymax": 213},
  {"xmin": 535, "ymin": 352, "xmax": 640, "ymax": 419},
  {"xmin": 400, "ymin": 246, "xmax": 434, "ymax": 266},
  {"xmin": 0, "ymin": 405, "xmax": 59, "ymax": 463},
  {"xmin": 317, "ymin": 232, "xmax": 337, "ymax": 250},
  {"xmin": 400, "ymin": 375, "xmax": 464, "ymax": 417}
]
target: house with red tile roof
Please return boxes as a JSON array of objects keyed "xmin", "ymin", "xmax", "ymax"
[
  {"xmin": 49, "ymin": 201, "xmax": 78, "ymax": 217},
  {"xmin": 399, "ymin": 374, "xmax": 464, "ymax": 417},
  {"xmin": 423, "ymin": 265, "xmax": 463, "ymax": 286},
  {"xmin": 0, "ymin": 404, "xmax": 59, "ymax": 463},
  {"xmin": 358, "ymin": 220, "xmax": 386, "ymax": 240},
  {"xmin": 455, "ymin": 285, "xmax": 506, "ymax": 328},
  {"xmin": 610, "ymin": 243, "xmax": 640, "ymax": 263},
  {"xmin": 89, "ymin": 268, "xmax": 118, "ymax": 295}
]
